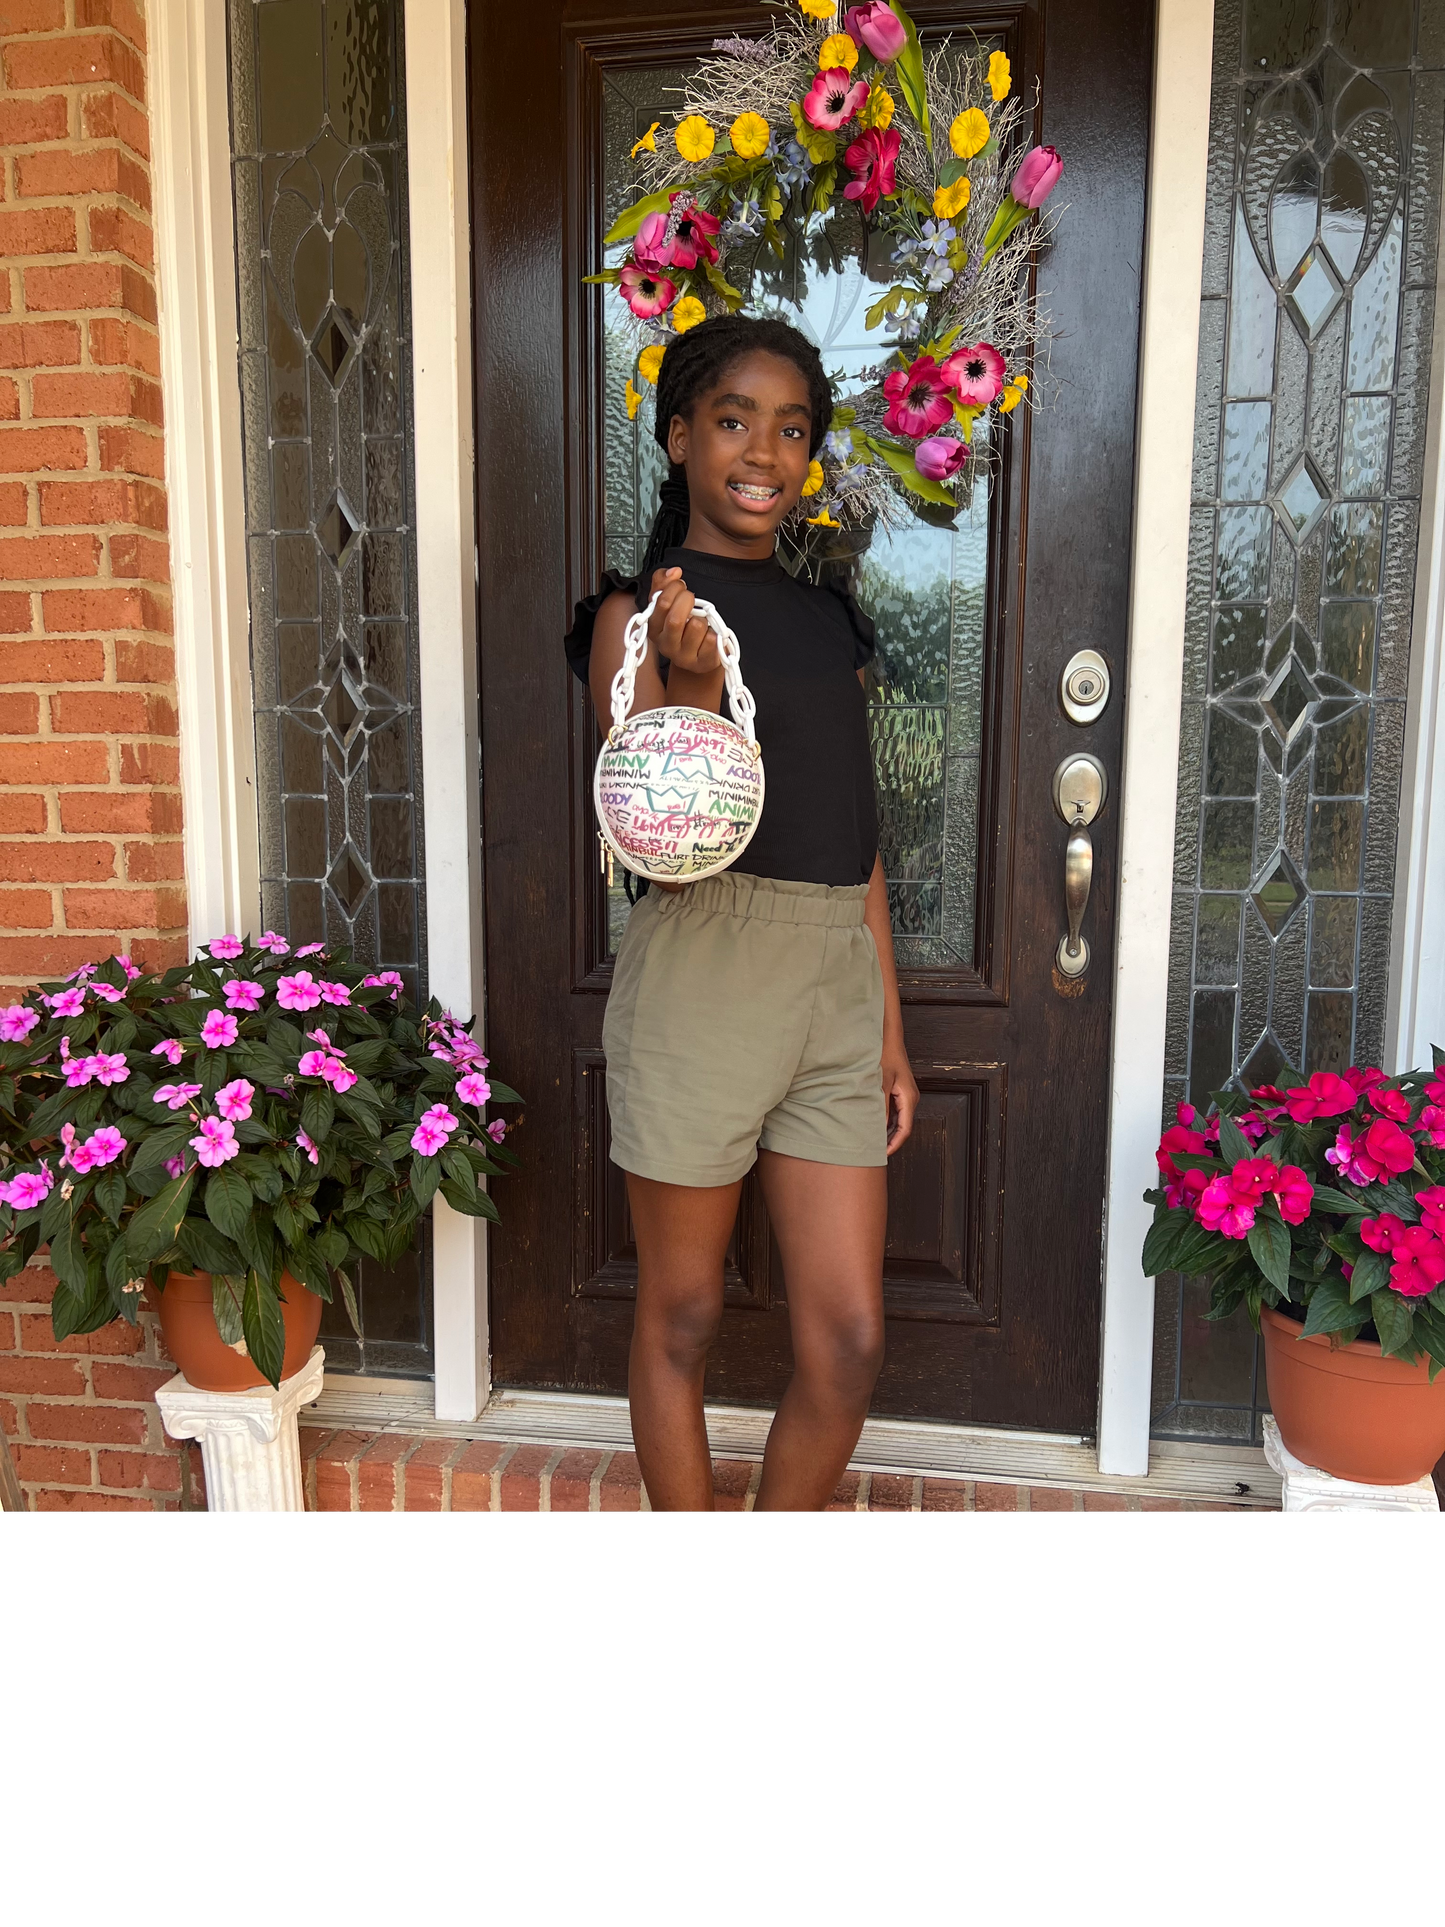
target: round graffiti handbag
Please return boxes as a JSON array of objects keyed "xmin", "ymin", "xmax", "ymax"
[{"xmin": 593, "ymin": 589, "xmax": 765, "ymax": 884}]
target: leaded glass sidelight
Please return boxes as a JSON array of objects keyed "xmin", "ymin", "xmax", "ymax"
[
  {"xmin": 599, "ymin": 62, "xmax": 990, "ymax": 969},
  {"xmin": 229, "ymin": 0, "xmax": 431, "ymax": 1376},
  {"xmin": 1154, "ymin": 0, "xmax": 1445, "ymax": 1442}
]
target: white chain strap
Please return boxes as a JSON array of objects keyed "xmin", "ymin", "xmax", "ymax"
[{"xmin": 608, "ymin": 590, "xmax": 758, "ymax": 746}]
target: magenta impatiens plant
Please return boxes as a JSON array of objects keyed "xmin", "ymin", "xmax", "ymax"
[
  {"xmin": 1142, "ymin": 1055, "xmax": 1445, "ymax": 1375},
  {"xmin": 0, "ymin": 936, "xmax": 520, "ymax": 1385}
]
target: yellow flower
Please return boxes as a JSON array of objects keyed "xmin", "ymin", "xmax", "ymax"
[
  {"xmin": 675, "ymin": 115, "xmax": 715, "ymax": 162},
  {"xmin": 672, "ymin": 295, "xmax": 706, "ymax": 333},
  {"xmin": 998, "ymin": 372, "xmax": 1029, "ymax": 413},
  {"xmin": 933, "ymin": 176, "xmax": 971, "ymax": 219},
  {"xmin": 988, "ymin": 51, "xmax": 1011, "ymax": 102},
  {"xmin": 637, "ymin": 345, "xmax": 665, "ymax": 386},
  {"xmin": 800, "ymin": 459, "xmax": 825, "ymax": 497},
  {"xmin": 949, "ymin": 108, "xmax": 991, "ymax": 159},
  {"xmin": 731, "ymin": 112, "xmax": 771, "ymax": 159},
  {"xmin": 819, "ymin": 32, "xmax": 858, "ymax": 72},
  {"xmin": 806, "ymin": 507, "xmax": 842, "ymax": 527},
  {"xmin": 858, "ymin": 83, "xmax": 894, "ymax": 130},
  {"xmin": 625, "ymin": 379, "xmax": 643, "ymax": 421},
  {"xmin": 798, "ymin": 0, "xmax": 836, "ymax": 18},
  {"xmin": 630, "ymin": 121, "xmax": 659, "ymax": 159}
]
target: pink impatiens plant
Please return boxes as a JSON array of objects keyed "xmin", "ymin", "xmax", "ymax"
[
  {"xmin": 0, "ymin": 941, "xmax": 521, "ymax": 1386},
  {"xmin": 1142, "ymin": 1054, "xmax": 1445, "ymax": 1375}
]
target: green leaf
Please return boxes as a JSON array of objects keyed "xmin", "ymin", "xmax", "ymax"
[
  {"xmin": 127, "ymin": 1170, "xmax": 195, "ymax": 1266},
  {"xmin": 580, "ymin": 269, "xmax": 621, "ymax": 286},
  {"xmin": 1310, "ymin": 1182, "xmax": 1369, "ymax": 1215},
  {"xmin": 104, "ymin": 1232, "xmax": 132, "ymax": 1300},
  {"xmin": 410, "ymin": 1153, "xmax": 443, "ymax": 1209},
  {"xmin": 1216, "ymin": 1113, "xmax": 1254, "ymax": 1168},
  {"xmin": 1370, "ymin": 1286, "xmax": 1413, "ymax": 1358},
  {"xmin": 178, "ymin": 1216, "xmax": 246, "ymax": 1277},
  {"xmin": 863, "ymin": 436, "xmax": 961, "ymax": 507},
  {"xmin": 602, "ymin": 187, "xmax": 674, "ymax": 246},
  {"xmin": 49, "ymin": 1211, "xmax": 88, "ymax": 1294},
  {"xmin": 241, "ymin": 1270, "xmax": 286, "ymax": 1388},
  {"xmin": 440, "ymin": 1178, "xmax": 501, "ymax": 1223},
  {"xmin": 335, "ymin": 1266, "xmax": 363, "ymax": 1339},
  {"xmin": 1246, "ymin": 1214, "xmax": 1291, "ymax": 1291},
  {"xmin": 1346, "ymin": 1247, "xmax": 1389, "ymax": 1304},
  {"xmin": 345, "ymin": 1214, "xmax": 389, "ymax": 1261},
  {"xmin": 314, "ymin": 1224, "xmax": 348, "ymax": 1267},
  {"xmin": 889, "ymin": 1, "xmax": 931, "ymax": 151},
  {"xmin": 703, "ymin": 259, "xmax": 744, "ymax": 312},
  {"xmin": 211, "ymin": 1272, "xmax": 245, "ymax": 1345},
  {"xmin": 1301, "ymin": 1275, "xmax": 1366, "ymax": 1338},
  {"xmin": 300, "ymin": 1086, "xmax": 334, "ymax": 1145},
  {"xmin": 1171, "ymin": 1220, "xmax": 1228, "ymax": 1274},
  {"xmin": 982, "ymin": 193, "xmax": 1032, "ymax": 262},
  {"xmin": 93, "ymin": 1163, "xmax": 126, "ymax": 1225},
  {"xmin": 204, "ymin": 1164, "xmax": 253, "ymax": 1243},
  {"xmin": 1141, "ymin": 1212, "xmax": 1188, "ymax": 1277}
]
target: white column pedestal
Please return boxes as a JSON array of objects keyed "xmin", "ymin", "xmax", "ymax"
[
  {"xmin": 1262, "ymin": 1415, "xmax": 1440, "ymax": 1514},
  {"xmin": 156, "ymin": 1347, "xmax": 325, "ymax": 1512}
]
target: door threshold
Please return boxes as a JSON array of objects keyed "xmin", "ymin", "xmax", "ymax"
[{"xmin": 310, "ymin": 1377, "xmax": 1282, "ymax": 1506}]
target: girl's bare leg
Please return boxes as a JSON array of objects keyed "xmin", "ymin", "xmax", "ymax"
[
  {"xmin": 625, "ymin": 1171, "xmax": 743, "ymax": 1511},
  {"xmin": 754, "ymin": 1153, "xmax": 887, "ymax": 1511}
]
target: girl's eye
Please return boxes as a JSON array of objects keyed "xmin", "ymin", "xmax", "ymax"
[
  {"xmin": 781, "ymin": 425, "xmax": 806, "ymax": 439},
  {"xmin": 718, "ymin": 415, "xmax": 745, "ymax": 431}
]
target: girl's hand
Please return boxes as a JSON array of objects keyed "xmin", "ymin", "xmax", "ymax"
[
  {"xmin": 882, "ymin": 1038, "xmax": 919, "ymax": 1156},
  {"xmin": 648, "ymin": 567, "xmax": 721, "ymax": 674}
]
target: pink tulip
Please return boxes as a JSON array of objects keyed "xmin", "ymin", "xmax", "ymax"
[
  {"xmin": 844, "ymin": 3, "xmax": 908, "ymax": 61},
  {"xmin": 804, "ymin": 67, "xmax": 870, "ymax": 133},
  {"xmin": 632, "ymin": 210, "xmax": 675, "ymax": 275},
  {"xmin": 914, "ymin": 435, "xmax": 968, "ymax": 482},
  {"xmin": 1010, "ymin": 144, "xmax": 1063, "ymax": 209}
]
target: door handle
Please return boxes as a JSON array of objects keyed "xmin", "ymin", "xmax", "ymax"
[{"xmin": 1052, "ymin": 754, "xmax": 1107, "ymax": 978}]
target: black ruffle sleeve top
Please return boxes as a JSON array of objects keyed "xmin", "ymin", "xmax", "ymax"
[{"xmin": 565, "ymin": 545, "xmax": 880, "ymax": 888}]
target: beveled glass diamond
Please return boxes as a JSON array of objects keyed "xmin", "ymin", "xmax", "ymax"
[
  {"xmin": 322, "ymin": 676, "xmax": 361, "ymax": 745},
  {"xmin": 1286, "ymin": 248, "xmax": 1342, "ymax": 339},
  {"xmin": 328, "ymin": 844, "xmax": 370, "ymax": 916},
  {"xmin": 1241, "ymin": 1032, "xmax": 1291, "ymax": 1088},
  {"xmin": 1251, "ymin": 849, "xmax": 1305, "ymax": 935},
  {"xmin": 311, "ymin": 308, "xmax": 356, "ymax": 387},
  {"xmin": 317, "ymin": 492, "xmax": 359, "ymax": 567},
  {"xmin": 1276, "ymin": 456, "xmax": 1328, "ymax": 544},
  {"xmin": 1260, "ymin": 654, "xmax": 1319, "ymax": 745}
]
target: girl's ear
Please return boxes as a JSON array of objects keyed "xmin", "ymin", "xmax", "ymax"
[{"xmin": 666, "ymin": 412, "xmax": 689, "ymax": 467}]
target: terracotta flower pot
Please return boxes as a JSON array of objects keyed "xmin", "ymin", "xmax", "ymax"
[
  {"xmin": 152, "ymin": 1270, "xmax": 323, "ymax": 1393},
  {"xmin": 1261, "ymin": 1305, "xmax": 1445, "ymax": 1485}
]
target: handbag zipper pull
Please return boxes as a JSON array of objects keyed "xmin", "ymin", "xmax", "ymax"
[{"xmin": 597, "ymin": 831, "xmax": 615, "ymax": 888}]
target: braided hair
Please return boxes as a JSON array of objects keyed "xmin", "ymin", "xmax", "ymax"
[{"xmin": 636, "ymin": 314, "xmax": 833, "ymax": 597}]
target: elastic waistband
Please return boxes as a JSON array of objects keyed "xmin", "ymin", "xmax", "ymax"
[{"xmin": 666, "ymin": 871, "xmax": 870, "ymax": 927}]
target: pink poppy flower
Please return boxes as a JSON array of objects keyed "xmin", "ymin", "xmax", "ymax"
[
  {"xmin": 1360, "ymin": 1212, "xmax": 1405, "ymax": 1254},
  {"xmin": 842, "ymin": 125, "xmax": 900, "ymax": 214},
  {"xmin": 90, "ymin": 981, "xmax": 126, "ymax": 1003},
  {"xmin": 163, "ymin": 1156, "xmax": 185, "ymax": 1180},
  {"xmin": 215, "ymin": 1078, "xmax": 255, "ymax": 1122},
  {"xmin": 456, "ymin": 1072, "xmax": 492, "ymax": 1108},
  {"xmin": 410, "ymin": 1117, "xmax": 450, "ymax": 1157},
  {"xmin": 0, "ymin": 1165, "xmax": 52, "ymax": 1209},
  {"xmin": 882, "ymin": 354, "xmax": 955, "ymax": 438},
  {"xmin": 64, "ymin": 1054, "xmax": 97, "ymax": 1088},
  {"xmin": 914, "ymin": 435, "xmax": 968, "ymax": 482},
  {"xmin": 320, "ymin": 1058, "xmax": 357, "ymax": 1093},
  {"xmin": 1414, "ymin": 1186, "xmax": 1445, "ymax": 1237},
  {"xmin": 487, "ymin": 1119, "xmax": 507, "ymax": 1144},
  {"xmin": 1196, "ymin": 1175, "xmax": 1255, "ymax": 1240},
  {"xmin": 153, "ymin": 1082, "xmax": 203, "ymax": 1110},
  {"xmin": 45, "ymin": 987, "xmax": 86, "ymax": 1018},
  {"xmin": 940, "ymin": 342, "xmax": 1006, "ymax": 407},
  {"xmin": 296, "ymin": 1129, "xmax": 320, "ymax": 1167},
  {"xmin": 1283, "ymin": 1071, "xmax": 1358, "ymax": 1123},
  {"xmin": 190, "ymin": 1116, "xmax": 239, "ymax": 1169},
  {"xmin": 1345, "ymin": 1066, "xmax": 1387, "ymax": 1094},
  {"xmin": 258, "ymin": 931, "xmax": 290, "ymax": 955},
  {"xmin": 296, "ymin": 943, "xmax": 326, "ymax": 957},
  {"xmin": 806, "ymin": 66, "xmax": 870, "ymax": 132},
  {"xmin": 1415, "ymin": 1104, "xmax": 1445, "ymax": 1148},
  {"xmin": 668, "ymin": 195, "xmax": 721, "ymax": 270},
  {"xmin": 276, "ymin": 971, "xmax": 322, "ymax": 1011},
  {"xmin": 1271, "ymin": 1164, "xmax": 1313, "ymax": 1225},
  {"xmin": 618, "ymin": 264, "xmax": 676, "ymax": 320},
  {"xmin": 297, "ymin": 1050, "xmax": 331, "ymax": 1076},
  {"xmin": 84, "ymin": 1126, "xmax": 127, "ymax": 1169},
  {"xmin": 91, "ymin": 1051, "xmax": 129, "ymax": 1086},
  {"xmin": 1366, "ymin": 1084, "xmax": 1411, "ymax": 1122},
  {"xmin": 844, "ymin": 2, "xmax": 908, "ymax": 61},
  {"xmin": 208, "ymin": 935, "xmax": 244, "ymax": 960},
  {"xmin": 1010, "ymin": 144, "xmax": 1064, "ymax": 210},
  {"xmin": 0, "ymin": 1003, "xmax": 39, "ymax": 1042},
  {"xmin": 151, "ymin": 1038, "xmax": 185, "ymax": 1066},
  {"xmin": 224, "ymin": 979, "xmax": 265, "ymax": 1012},
  {"xmin": 1387, "ymin": 1225, "xmax": 1445, "ymax": 1296},
  {"xmin": 318, "ymin": 980, "xmax": 351, "ymax": 1006},
  {"xmin": 201, "ymin": 1010, "xmax": 239, "ymax": 1049},
  {"xmin": 1362, "ymin": 1118, "xmax": 1417, "ymax": 1177}
]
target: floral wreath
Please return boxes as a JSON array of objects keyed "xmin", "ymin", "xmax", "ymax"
[{"xmin": 588, "ymin": 2, "xmax": 1064, "ymax": 540}]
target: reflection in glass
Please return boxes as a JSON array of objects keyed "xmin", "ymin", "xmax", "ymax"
[{"xmin": 1156, "ymin": 0, "xmax": 1443, "ymax": 1445}]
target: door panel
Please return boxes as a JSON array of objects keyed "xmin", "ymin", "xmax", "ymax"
[{"xmin": 474, "ymin": 0, "xmax": 1153, "ymax": 1428}]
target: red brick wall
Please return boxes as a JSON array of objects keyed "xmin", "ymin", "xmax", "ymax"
[{"xmin": 0, "ymin": 2, "xmax": 191, "ymax": 1509}]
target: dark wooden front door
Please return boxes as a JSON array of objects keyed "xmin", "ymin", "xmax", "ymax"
[{"xmin": 472, "ymin": 0, "xmax": 1152, "ymax": 1431}]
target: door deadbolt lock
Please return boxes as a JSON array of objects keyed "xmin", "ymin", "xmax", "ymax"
[{"xmin": 1060, "ymin": 649, "xmax": 1111, "ymax": 725}]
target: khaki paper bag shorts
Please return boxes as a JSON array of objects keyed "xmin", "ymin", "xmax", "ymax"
[{"xmin": 603, "ymin": 872, "xmax": 887, "ymax": 1187}]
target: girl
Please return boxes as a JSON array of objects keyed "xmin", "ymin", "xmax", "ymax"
[{"xmin": 566, "ymin": 314, "xmax": 918, "ymax": 1510}]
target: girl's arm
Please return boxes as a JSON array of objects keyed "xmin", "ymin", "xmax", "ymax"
[
  {"xmin": 587, "ymin": 567, "xmax": 725, "ymax": 724},
  {"xmin": 863, "ymin": 852, "xmax": 918, "ymax": 1154}
]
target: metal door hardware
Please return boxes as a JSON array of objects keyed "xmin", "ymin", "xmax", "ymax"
[
  {"xmin": 1060, "ymin": 649, "xmax": 1111, "ymax": 725},
  {"xmin": 1052, "ymin": 753, "xmax": 1107, "ymax": 977}
]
